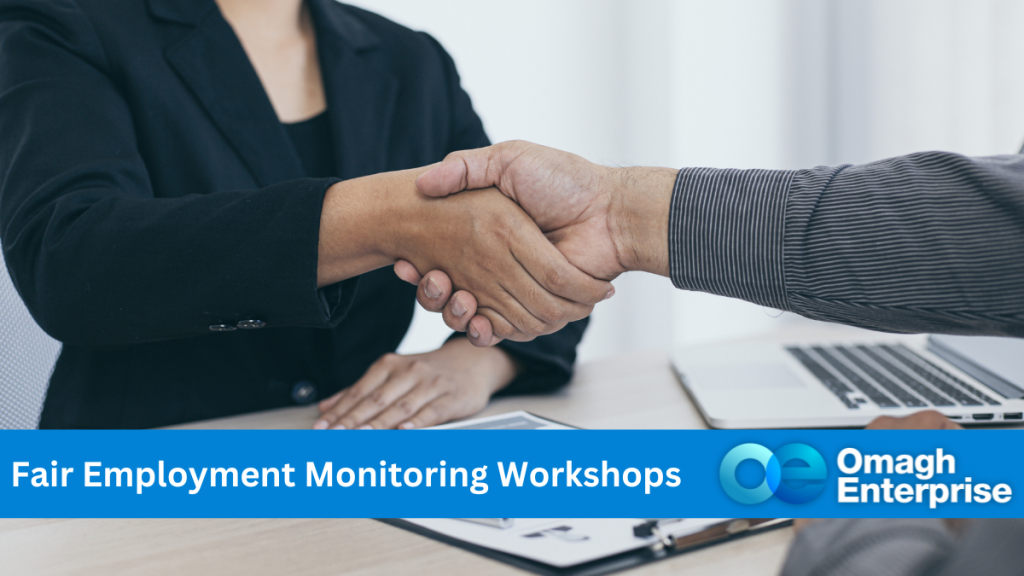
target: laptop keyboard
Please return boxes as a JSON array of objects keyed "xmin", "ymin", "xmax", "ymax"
[{"xmin": 785, "ymin": 344, "xmax": 1001, "ymax": 410}]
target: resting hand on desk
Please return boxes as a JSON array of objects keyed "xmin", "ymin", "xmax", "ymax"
[
  {"xmin": 313, "ymin": 337, "xmax": 517, "ymax": 430},
  {"xmin": 393, "ymin": 140, "xmax": 675, "ymax": 345}
]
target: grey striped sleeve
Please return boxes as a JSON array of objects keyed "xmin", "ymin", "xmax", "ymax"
[
  {"xmin": 780, "ymin": 519, "xmax": 952, "ymax": 576},
  {"xmin": 668, "ymin": 152, "xmax": 1024, "ymax": 337},
  {"xmin": 780, "ymin": 518, "xmax": 1024, "ymax": 576}
]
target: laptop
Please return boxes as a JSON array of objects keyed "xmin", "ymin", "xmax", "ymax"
[{"xmin": 671, "ymin": 335, "xmax": 1024, "ymax": 428}]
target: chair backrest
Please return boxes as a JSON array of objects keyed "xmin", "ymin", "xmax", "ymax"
[{"xmin": 0, "ymin": 250, "xmax": 61, "ymax": 429}]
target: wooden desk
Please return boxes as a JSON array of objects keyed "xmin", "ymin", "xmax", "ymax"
[{"xmin": 0, "ymin": 347, "xmax": 800, "ymax": 576}]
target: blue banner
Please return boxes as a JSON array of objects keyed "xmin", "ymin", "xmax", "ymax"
[{"xmin": 1, "ymin": 430, "xmax": 1019, "ymax": 518}]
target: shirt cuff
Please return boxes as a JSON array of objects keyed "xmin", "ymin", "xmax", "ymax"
[{"xmin": 668, "ymin": 167, "xmax": 794, "ymax": 310}]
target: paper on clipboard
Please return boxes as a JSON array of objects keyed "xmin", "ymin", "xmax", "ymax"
[
  {"xmin": 408, "ymin": 412, "xmax": 732, "ymax": 568},
  {"xmin": 428, "ymin": 410, "xmax": 574, "ymax": 430},
  {"xmin": 401, "ymin": 517, "xmax": 729, "ymax": 568}
]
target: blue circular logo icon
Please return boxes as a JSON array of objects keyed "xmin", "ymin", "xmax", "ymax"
[{"xmin": 719, "ymin": 443, "xmax": 826, "ymax": 504}]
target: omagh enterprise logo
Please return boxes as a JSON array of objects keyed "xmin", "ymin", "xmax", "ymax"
[{"xmin": 720, "ymin": 443, "xmax": 827, "ymax": 504}]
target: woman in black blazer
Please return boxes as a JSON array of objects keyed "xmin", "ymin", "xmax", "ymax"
[{"xmin": 0, "ymin": 0, "xmax": 610, "ymax": 429}]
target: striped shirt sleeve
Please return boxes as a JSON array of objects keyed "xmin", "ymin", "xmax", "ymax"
[
  {"xmin": 780, "ymin": 518, "xmax": 1024, "ymax": 576},
  {"xmin": 668, "ymin": 152, "xmax": 1024, "ymax": 337}
]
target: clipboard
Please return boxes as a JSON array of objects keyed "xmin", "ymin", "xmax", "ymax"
[
  {"xmin": 385, "ymin": 413, "xmax": 790, "ymax": 575},
  {"xmin": 377, "ymin": 517, "xmax": 791, "ymax": 576}
]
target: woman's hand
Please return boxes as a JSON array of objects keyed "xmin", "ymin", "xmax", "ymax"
[{"xmin": 312, "ymin": 338, "xmax": 518, "ymax": 430}]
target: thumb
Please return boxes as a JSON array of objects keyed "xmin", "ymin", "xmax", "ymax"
[
  {"xmin": 416, "ymin": 142, "xmax": 523, "ymax": 197},
  {"xmin": 415, "ymin": 157, "xmax": 470, "ymax": 198}
]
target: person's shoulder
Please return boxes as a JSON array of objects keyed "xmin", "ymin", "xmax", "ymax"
[
  {"xmin": 333, "ymin": 3, "xmax": 424, "ymax": 41},
  {"xmin": 330, "ymin": 3, "xmax": 450, "ymax": 63},
  {"xmin": 0, "ymin": 0, "xmax": 153, "ymax": 37}
]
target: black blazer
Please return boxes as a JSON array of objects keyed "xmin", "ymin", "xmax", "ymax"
[{"xmin": 0, "ymin": 0, "xmax": 587, "ymax": 428}]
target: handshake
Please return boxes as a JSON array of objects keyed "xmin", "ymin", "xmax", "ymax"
[{"xmin": 386, "ymin": 140, "xmax": 678, "ymax": 346}]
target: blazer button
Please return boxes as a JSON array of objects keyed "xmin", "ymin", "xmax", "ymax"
[
  {"xmin": 208, "ymin": 324, "xmax": 237, "ymax": 332},
  {"xmin": 291, "ymin": 381, "xmax": 317, "ymax": 405},
  {"xmin": 237, "ymin": 319, "xmax": 266, "ymax": 329}
]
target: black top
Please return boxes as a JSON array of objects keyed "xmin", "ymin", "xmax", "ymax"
[
  {"xmin": 283, "ymin": 112, "xmax": 335, "ymax": 179},
  {"xmin": 0, "ymin": 0, "xmax": 587, "ymax": 428}
]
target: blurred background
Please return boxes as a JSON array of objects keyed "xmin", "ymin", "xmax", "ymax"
[
  {"xmin": 2, "ymin": 0, "xmax": 1024, "ymax": 427},
  {"xmin": 356, "ymin": 0, "xmax": 1024, "ymax": 361}
]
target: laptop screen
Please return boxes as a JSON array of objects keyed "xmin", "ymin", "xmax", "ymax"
[{"xmin": 928, "ymin": 335, "xmax": 1024, "ymax": 399}]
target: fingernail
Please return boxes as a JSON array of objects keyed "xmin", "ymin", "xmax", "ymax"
[
  {"xmin": 425, "ymin": 277, "xmax": 442, "ymax": 299},
  {"xmin": 330, "ymin": 424, "xmax": 346, "ymax": 430},
  {"xmin": 452, "ymin": 295, "xmax": 467, "ymax": 317},
  {"xmin": 603, "ymin": 287, "xmax": 616, "ymax": 300},
  {"xmin": 313, "ymin": 420, "xmax": 329, "ymax": 430},
  {"xmin": 399, "ymin": 422, "xmax": 416, "ymax": 430},
  {"xmin": 469, "ymin": 324, "xmax": 480, "ymax": 340},
  {"xmin": 359, "ymin": 424, "xmax": 374, "ymax": 430}
]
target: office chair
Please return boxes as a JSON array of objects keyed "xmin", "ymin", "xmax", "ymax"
[{"xmin": 0, "ymin": 249, "xmax": 61, "ymax": 429}]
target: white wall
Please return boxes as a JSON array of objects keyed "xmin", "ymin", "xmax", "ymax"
[
  {"xmin": 350, "ymin": 0, "xmax": 1024, "ymax": 361},
  {"xmin": 348, "ymin": 0, "xmax": 676, "ymax": 361},
  {"xmin": 830, "ymin": 0, "xmax": 1024, "ymax": 163}
]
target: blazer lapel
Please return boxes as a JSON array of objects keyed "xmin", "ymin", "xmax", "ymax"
[
  {"xmin": 160, "ymin": 1, "xmax": 304, "ymax": 187},
  {"xmin": 309, "ymin": 0, "xmax": 398, "ymax": 179}
]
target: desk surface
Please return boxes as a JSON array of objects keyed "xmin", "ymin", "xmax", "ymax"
[{"xmin": 3, "ymin": 323, "xmax": 924, "ymax": 576}]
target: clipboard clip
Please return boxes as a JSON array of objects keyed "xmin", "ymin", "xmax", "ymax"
[{"xmin": 633, "ymin": 518, "xmax": 771, "ymax": 552}]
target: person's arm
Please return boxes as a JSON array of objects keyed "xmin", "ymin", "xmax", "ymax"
[
  {"xmin": 0, "ymin": 5, "xmax": 608, "ymax": 348},
  {"xmin": 405, "ymin": 141, "xmax": 1024, "ymax": 340},
  {"xmin": 782, "ymin": 518, "xmax": 954, "ymax": 576},
  {"xmin": 666, "ymin": 153, "xmax": 1024, "ymax": 337}
]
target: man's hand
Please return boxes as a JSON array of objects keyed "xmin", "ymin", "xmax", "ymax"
[
  {"xmin": 418, "ymin": 140, "xmax": 630, "ymax": 280},
  {"xmin": 865, "ymin": 410, "xmax": 963, "ymax": 430},
  {"xmin": 393, "ymin": 141, "xmax": 676, "ymax": 345},
  {"xmin": 388, "ymin": 184, "xmax": 612, "ymax": 341}
]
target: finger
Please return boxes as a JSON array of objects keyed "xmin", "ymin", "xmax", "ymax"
[
  {"xmin": 470, "ymin": 287, "xmax": 544, "ymax": 342},
  {"xmin": 316, "ymin": 388, "xmax": 348, "ymax": 417},
  {"xmin": 397, "ymin": 393, "xmax": 464, "ymax": 430},
  {"xmin": 314, "ymin": 357, "xmax": 395, "ymax": 429},
  {"xmin": 479, "ymin": 233, "xmax": 598, "ymax": 334},
  {"xmin": 416, "ymin": 270, "xmax": 453, "ymax": 313},
  {"xmin": 474, "ymin": 306, "xmax": 547, "ymax": 343},
  {"xmin": 416, "ymin": 141, "xmax": 532, "ymax": 197},
  {"xmin": 367, "ymin": 378, "xmax": 447, "ymax": 430},
  {"xmin": 331, "ymin": 367, "xmax": 424, "ymax": 430},
  {"xmin": 393, "ymin": 260, "xmax": 423, "ymax": 285},
  {"xmin": 866, "ymin": 410, "xmax": 961, "ymax": 430},
  {"xmin": 466, "ymin": 315, "xmax": 499, "ymax": 347},
  {"xmin": 510, "ymin": 224, "xmax": 613, "ymax": 306},
  {"xmin": 865, "ymin": 416, "xmax": 896, "ymax": 430},
  {"xmin": 441, "ymin": 290, "xmax": 477, "ymax": 332},
  {"xmin": 415, "ymin": 157, "xmax": 471, "ymax": 197}
]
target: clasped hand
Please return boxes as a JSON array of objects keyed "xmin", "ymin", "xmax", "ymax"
[{"xmin": 393, "ymin": 140, "xmax": 677, "ymax": 345}]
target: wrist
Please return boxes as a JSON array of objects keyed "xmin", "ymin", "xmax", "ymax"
[
  {"xmin": 608, "ymin": 167, "xmax": 676, "ymax": 276},
  {"xmin": 317, "ymin": 168, "xmax": 426, "ymax": 287},
  {"xmin": 442, "ymin": 337, "xmax": 519, "ymax": 394}
]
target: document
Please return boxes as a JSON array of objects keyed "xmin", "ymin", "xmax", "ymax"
[
  {"xmin": 411, "ymin": 412, "xmax": 726, "ymax": 568},
  {"xmin": 428, "ymin": 410, "xmax": 574, "ymax": 431},
  {"xmin": 403, "ymin": 517, "xmax": 728, "ymax": 568}
]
